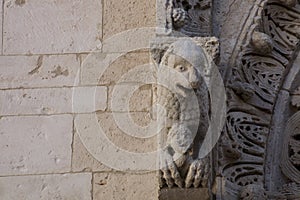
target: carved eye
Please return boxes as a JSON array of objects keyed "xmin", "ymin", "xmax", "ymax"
[{"xmin": 176, "ymin": 65, "xmax": 186, "ymax": 72}]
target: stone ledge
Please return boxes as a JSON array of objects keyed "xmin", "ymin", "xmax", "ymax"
[{"xmin": 159, "ymin": 188, "xmax": 210, "ymax": 200}]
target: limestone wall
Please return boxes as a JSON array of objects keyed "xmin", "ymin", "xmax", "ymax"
[{"xmin": 0, "ymin": 0, "xmax": 158, "ymax": 199}]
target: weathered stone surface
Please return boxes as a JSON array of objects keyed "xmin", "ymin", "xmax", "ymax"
[
  {"xmin": 155, "ymin": 39, "xmax": 212, "ymax": 190},
  {"xmin": 81, "ymin": 51, "xmax": 151, "ymax": 86},
  {"xmin": 158, "ymin": 188, "xmax": 209, "ymax": 200},
  {"xmin": 4, "ymin": 0, "xmax": 102, "ymax": 54},
  {"xmin": 74, "ymin": 113, "xmax": 157, "ymax": 171},
  {"xmin": 217, "ymin": 1, "xmax": 300, "ymax": 199},
  {"xmin": 0, "ymin": 88, "xmax": 72, "ymax": 115},
  {"xmin": 72, "ymin": 86, "xmax": 107, "ymax": 113},
  {"xmin": 103, "ymin": 0, "xmax": 156, "ymax": 39},
  {"xmin": 72, "ymin": 133, "xmax": 111, "ymax": 172},
  {"xmin": 0, "ymin": 0, "xmax": 2, "ymax": 54},
  {"xmin": 217, "ymin": 0, "xmax": 256, "ymax": 74},
  {"xmin": 93, "ymin": 172, "xmax": 158, "ymax": 200},
  {"xmin": 0, "ymin": 173, "xmax": 92, "ymax": 200},
  {"xmin": 96, "ymin": 112, "xmax": 157, "ymax": 153},
  {"xmin": 0, "ymin": 115, "xmax": 72, "ymax": 176},
  {"xmin": 0, "ymin": 87, "xmax": 107, "ymax": 115},
  {"xmin": 108, "ymin": 84, "xmax": 152, "ymax": 112},
  {"xmin": 0, "ymin": 55, "xmax": 80, "ymax": 89},
  {"xmin": 164, "ymin": 0, "xmax": 212, "ymax": 37}
]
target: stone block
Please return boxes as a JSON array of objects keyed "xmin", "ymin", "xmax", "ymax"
[
  {"xmin": 0, "ymin": 173, "xmax": 92, "ymax": 200},
  {"xmin": 93, "ymin": 172, "xmax": 158, "ymax": 200},
  {"xmin": 74, "ymin": 113, "xmax": 157, "ymax": 171},
  {"xmin": 72, "ymin": 132, "xmax": 111, "ymax": 172},
  {"xmin": 103, "ymin": 0, "xmax": 156, "ymax": 39},
  {"xmin": 0, "ymin": 86, "xmax": 107, "ymax": 115},
  {"xmin": 75, "ymin": 112, "xmax": 157, "ymax": 154},
  {"xmin": 158, "ymin": 188, "xmax": 210, "ymax": 200},
  {"xmin": 0, "ymin": 55, "xmax": 80, "ymax": 89},
  {"xmin": 0, "ymin": 88, "xmax": 72, "ymax": 115},
  {"xmin": 0, "ymin": 115, "xmax": 72, "ymax": 176},
  {"xmin": 72, "ymin": 86, "xmax": 107, "ymax": 113},
  {"xmin": 108, "ymin": 84, "xmax": 152, "ymax": 112},
  {"xmin": 81, "ymin": 51, "xmax": 152, "ymax": 86},
  {"xmin": 4, "ymin": 0, "xmax": 102, "ymax": 54}
]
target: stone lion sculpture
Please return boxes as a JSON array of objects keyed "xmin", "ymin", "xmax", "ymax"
[{"xmin": 156, "ymin": 39, "xmax": 211, "ymax": 188}]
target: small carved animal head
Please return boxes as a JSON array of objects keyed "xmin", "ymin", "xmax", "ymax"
[{"xmin": 160, "ymin": 39, "xmax": 208, "ymax": 93}]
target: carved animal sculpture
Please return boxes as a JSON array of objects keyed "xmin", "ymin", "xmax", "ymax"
[{"xmin": 156, "ymin": 39, "xmax": 211, "ymax": 188}]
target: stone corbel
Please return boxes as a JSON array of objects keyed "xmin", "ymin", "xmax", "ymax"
[{"xmin": 151, "ymin": 35, "xmax": 219, "ymax": 200}]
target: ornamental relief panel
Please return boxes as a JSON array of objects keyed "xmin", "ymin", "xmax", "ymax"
[{"xmin": 155, "ymin": 0, "xmax": 300, "ymax": 199}]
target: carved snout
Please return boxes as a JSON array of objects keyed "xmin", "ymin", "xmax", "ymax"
[{"xmin": 189, "ymin": 68, "xmax": 200, "ymax": 89}]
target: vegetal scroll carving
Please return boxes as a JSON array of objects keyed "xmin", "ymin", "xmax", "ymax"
[
  {"xmin": 281, "ymin": 111, "xmax": 300, "ymax": 183},
  {"xmin": 166, "ymin": 0, "xmax": 212, "ymax": 36},
  {"xmin": 219, "ymin": 0, "xmax": 300, "ymax": 198},
  {"xmin": 291, "ymin": 87, "xmax": 300, "ymax": 109}
]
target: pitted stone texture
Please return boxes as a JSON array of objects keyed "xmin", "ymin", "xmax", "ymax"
[
  {"xmin": 103, "ymin": 0, "xmax": 156, "ymax": 39},
  {"xmin": 159, "ymin": 188, "xmax": 210, "ymax": 200},
  {"xmin": 0, "ymin": 55, "xmax": 80, "ymax": 89},
  {"xmin": 0, "ymin": 0, "xmax": 2, "ymax": 53},
  {"xmin": 4, "ymin": 0, "xmax": 102, "ymax": 54},
  {"xmin": 218, "ymin": 0, "xmax": 256, "ymax": 73},
  {"xmin": 75, "ymin": 112, "xmax": 157, "ymax": 155},
  {"xmin": 0, "ymin": 115, "xmax": 72, "ymax": 176},
  {"xmin": 81, "ymin": 51, "xmax": 152, "ymax": 86},
  {"xmin": 93, "ymin": 172, "xmax": 157, "ymax": 200},
  {"xmin": 0, "ymin": 88, "xmax": 72, "ymax": 115},
  {"xmin": 0, "ymin": 173, "xmax": 92, "ymax": 200},
  {"xmin": 72, "ymin": 112, "xmax": 157, "ymax": 172},
  {"xmin": 96, "ymin": 112, "xmax": 157, "ymax": 153},
  {"xmin": 74, "ymin": 113, "xmax": 157, "ymax": 171},
  {"xmin": 72, "ymin": 86, "xmax": 107, "ymax": 113},
  {"xmin": 108, "ymin": 84, "xmax": 152, "ymax": 112},
  {"xmin": 0, "ymin": 87, "xmax": 107, "ymax": 115},
  {"xmin": 72, "ymin": 133, "xmax": 111, "ymax": 172}
]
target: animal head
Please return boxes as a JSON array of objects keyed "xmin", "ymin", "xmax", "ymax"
[{"xmin": 160, "ymin": 39, "xmax": 208, "ymax": 93}]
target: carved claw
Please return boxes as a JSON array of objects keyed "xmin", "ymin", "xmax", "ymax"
[
  {"xmin": 185, "ymin": 157, "xmax": 209, "ymax": 188},
  {"xmin": 160, "ymin": 150, "xmax": 184, "ymax": 188}
]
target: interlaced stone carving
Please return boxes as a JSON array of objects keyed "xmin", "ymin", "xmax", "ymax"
[
  {"xmin": 219, "ymin": 0, "xmax": 300, "ymax": 198},
  {"xmin": 239, "ymin": 184, "xmax": 267, "ymax": 200},
  {"xmin": 281, "ymin": 111, "xmax": 300, "ymax": 183},
  {"xmin": 279, "ymin": 182, "xmax": 300, "ymax": 198},
  {"xmin": 166, "ymin": 0, "xmax": 212, "ymax": 36},
  {"xmin": 291, "ymin": 87, "xmax": 300, "ymax": 109}
]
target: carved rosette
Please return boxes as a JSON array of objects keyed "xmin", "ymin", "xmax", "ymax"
[{"xmin": 219, "ymin": 0, "xmax": 300, "ymax": 198}]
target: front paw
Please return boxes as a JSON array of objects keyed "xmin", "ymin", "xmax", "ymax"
[
  {"xmin": 159, "ymin": 151, "xmax": 184, "ymax": 188},
  {"xmin": 185, "ymin": 157, "xmax": 209, "ymax": 188}
]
